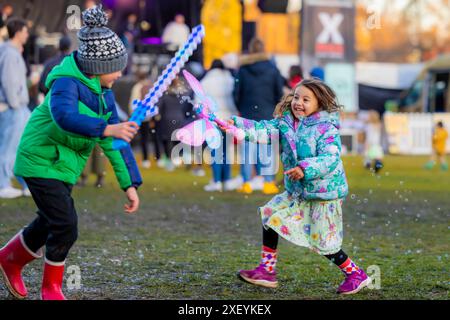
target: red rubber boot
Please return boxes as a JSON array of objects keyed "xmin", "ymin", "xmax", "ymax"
[
  {"xmin": 41, "ymin": 260, "xmax": 66, "ymax": 300},
  {"xmin": 0, "ymin": 231, "xmax": 42, "ymax": 299}
]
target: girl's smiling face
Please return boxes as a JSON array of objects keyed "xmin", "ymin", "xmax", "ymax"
[{"xmin": 291, "ymin": 85, "xmax": 319, "ymax": 119}]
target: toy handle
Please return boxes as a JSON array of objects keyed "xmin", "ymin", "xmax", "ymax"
[
  {"xmin": 112, "ymin": 138, "xmax": 128, "ymax": 150},
  {"xmin": 214, "ymin": 118, "xmax": 245, "ymax": 141},
  {"xmin": 112, "ymin": 101, "xmax": 157, "ymax": 150},
  {"xmin": 112, "ymin": 115, "xmax": 143, "ymax": 151},
  {"xmin": 193, "ymin": 103, "xmax": 245, "ymax": 140}
]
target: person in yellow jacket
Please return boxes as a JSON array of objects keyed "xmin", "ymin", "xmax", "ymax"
[{"xmin": 425, "ymin": 121, "xmax": 448, "ymax": 171}]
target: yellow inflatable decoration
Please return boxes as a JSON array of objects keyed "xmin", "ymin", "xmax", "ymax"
[
  {"xmin": 201, "ymin": 0, "xmax": 242, "ymax": 69},
  {"xmin": 257, "ymin": 12, "xmax": 300, "ymax": 54}
]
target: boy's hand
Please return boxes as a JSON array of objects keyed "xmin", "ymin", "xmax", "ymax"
[
  {"xmin": 284, "ymin": 166, "xmax": 304, "ymax": 181},
  {"xmin": 124, "ymin": 187, "xmax": 139, "ymax": 214},
  {"xmin": 103, "ymin": 121, "xmax": 139, "ymax": 142}
]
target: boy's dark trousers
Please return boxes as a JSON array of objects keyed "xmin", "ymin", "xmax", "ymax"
[{"xmin": 22, "ymin": 178, "xmax": 78, "ymax": 262}]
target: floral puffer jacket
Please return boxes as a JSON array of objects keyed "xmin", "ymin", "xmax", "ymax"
[{"xmin": 232, "ymin": 110, "xmax": 348, "ymax": 200}]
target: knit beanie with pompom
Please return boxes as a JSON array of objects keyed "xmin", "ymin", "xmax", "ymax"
[{"xmin": 77, "ymin": 5, "xmax": 128, "ymax": 75}]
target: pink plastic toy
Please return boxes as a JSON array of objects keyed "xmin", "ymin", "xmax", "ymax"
[{"xmin": 176, "ymin": 70, "xmax": 245, "ymax": 148}]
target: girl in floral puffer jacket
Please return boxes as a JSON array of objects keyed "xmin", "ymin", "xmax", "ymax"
[{"xmin": 226, "ymin": 79, "xmax": 371, "ymax": 295}]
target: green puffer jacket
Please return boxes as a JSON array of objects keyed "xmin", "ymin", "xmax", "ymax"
[{"xmin": 14, "ymin": 53, "xmax": 142, "ymax": 190}]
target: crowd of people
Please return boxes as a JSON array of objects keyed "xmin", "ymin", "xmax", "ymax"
[{"xmin": 1, "ymin": 1, "xmax": 447, "ymax": 201}]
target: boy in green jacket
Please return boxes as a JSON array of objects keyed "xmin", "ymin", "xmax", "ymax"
[{"xmin": 0, "ymin": 6, "xmax": 141, "ymax": 300}]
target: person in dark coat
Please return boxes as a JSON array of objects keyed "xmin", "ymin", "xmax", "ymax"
[
  {"xmin": 233, "ymin": 37, "xmax": 284, "ymax": 194},
  {"xmin": 155, "ymin": 76, "xmax": 193, "ymax": 171},
  {"xmin": 38, "ymin": 36, "xmax": 72, "ymax": 94}
]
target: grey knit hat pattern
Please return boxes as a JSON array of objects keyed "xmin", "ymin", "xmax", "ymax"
[{"xmin": 77, "ymin": 5, "xmax": 128, "ymax": 75}]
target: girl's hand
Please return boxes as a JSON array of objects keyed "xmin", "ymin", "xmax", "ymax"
[
  {"xmin": 218, "ymin": 119, "xmax": 235, "ymax": 131},
  {"xmin": 103, "ymin": 121, "xmax": 139, "ymax": 142},
  {"xmin": 284, "ymin": 167, "xmax": 304, "ymax": 181},
  {"xmin": 124, "ymin": 187, "xmax": 139, "ymax": 214}
]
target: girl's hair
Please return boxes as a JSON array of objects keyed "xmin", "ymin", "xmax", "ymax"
[{"xmin": 273, "ymin": 78, "xmax": 343, "ymax": 118}]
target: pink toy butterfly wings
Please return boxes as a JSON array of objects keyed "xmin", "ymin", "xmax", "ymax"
[
  {"xmin": 182, "ymin": 69, "xmax": 205, "ymax": 97},
  {"xmin": 176, "ymin": 119, "xmax": 221, "ymax": 148},
  {"xmin": 176, "ymin": 119, "xmax": 207, "ymax": 147},
  {"xmin": 182, "ymin": 70, "xmax": 217, "ymax": 113}
]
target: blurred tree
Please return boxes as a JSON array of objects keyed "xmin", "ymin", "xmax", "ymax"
[
  {"xmin": 356, "ymin": 2, "xmax": 415, "ymax": 62},
  {"xmin": 402, "ymin": 0, "xmax": 450, "ymax": 61},
  {"xmin": 355, "ymin": 0, "xmax": 450, "ymax": 62}
]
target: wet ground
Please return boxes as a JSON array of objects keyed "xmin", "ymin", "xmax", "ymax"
[{"xmin": 0, "ymin": 155, "xmax": 448, "ymax": 300}]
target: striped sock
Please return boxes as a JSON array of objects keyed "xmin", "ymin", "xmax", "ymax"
[
  {"xmin": 338, "ymin": 258, "xmax": 361, "ymax": 276},
  {"xmin": 260, "ymin": 246, "xmax": 277, "ymax": 273}
]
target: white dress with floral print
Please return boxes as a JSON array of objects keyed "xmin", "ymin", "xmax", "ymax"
[{"xmin": 259, "ymin": 192, "xmax": 343, "ymax": 255}]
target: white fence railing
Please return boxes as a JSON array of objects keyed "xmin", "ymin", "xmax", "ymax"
[{"xmin": 384, "ymin": 112, "xmax": 450, "ymax": 155}]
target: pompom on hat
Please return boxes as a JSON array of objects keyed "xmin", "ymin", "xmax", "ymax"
[{"xmin": 77, "ymin": 5, "xmax": 128, "ymax": 75}]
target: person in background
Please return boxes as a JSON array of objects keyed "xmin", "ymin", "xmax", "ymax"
[
  {"xmin": 119, "ymin": 13, "xmax": 140, "ymax": 75},
  {"xmin": 104, "ymin": 7, "xmax": 115, "ymax": 29},
  {"xmin": 309, "ymin": 66, "xmax": 325, "ymax": 81},
  {"xmin": 287, "ymin": 65, "xmax": 303, "ymax": 89},
  {"xmin": 38, "ymin": 36, "xmax": 72, "ymax": 94},
  {"xmin": 363, "ymin": 110, "xmax": 384, "ymax": 173},
  {"xmin": 0, "ymin": 5, "xmax": 13, "ymax": 26},
  {"xmin": 155, "ymin": 77, "xmax": 192, "ymax": 172},
  {"xmin": 425, "ymin": 121, "xmax": 448, "ymax": 171},
  {"xmin": 76, "ymin": 144, "xmax": 107, "ymax": 188},
  {"xmin": 201, "ymin": 59, "xmax": 239, "ymax": 192},
  {"xmin": 0, "ymin": 18, "xmax": 31, "ymax": 198},
  {"xmin": 233, "ymin": 37, "xmax": 284, "ymax": 195},
  {"xmin": 161, "ymin": 14, "xmax": 190, "ymax": 51},
  {"xmin": 128, "ymin": 70, "xmax": 153, "ymax": 169},
  {"xmin": 0, "ymin": 5, "xmax": 14, "ymax": 43}
]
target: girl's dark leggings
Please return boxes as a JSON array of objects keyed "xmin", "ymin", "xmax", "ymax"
[{"xmin": 262, "ymin": 227, "xmax": 349, "ymax": 265}]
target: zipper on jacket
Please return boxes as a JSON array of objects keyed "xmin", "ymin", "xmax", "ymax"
[{"xmin": 99, "ymin": 92, "xmax": 106, "ymax": 116}]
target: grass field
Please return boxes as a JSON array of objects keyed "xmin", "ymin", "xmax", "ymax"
[{"xmin": 0, "ymin": 155, "xmax": 449, "ymax": 300}]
